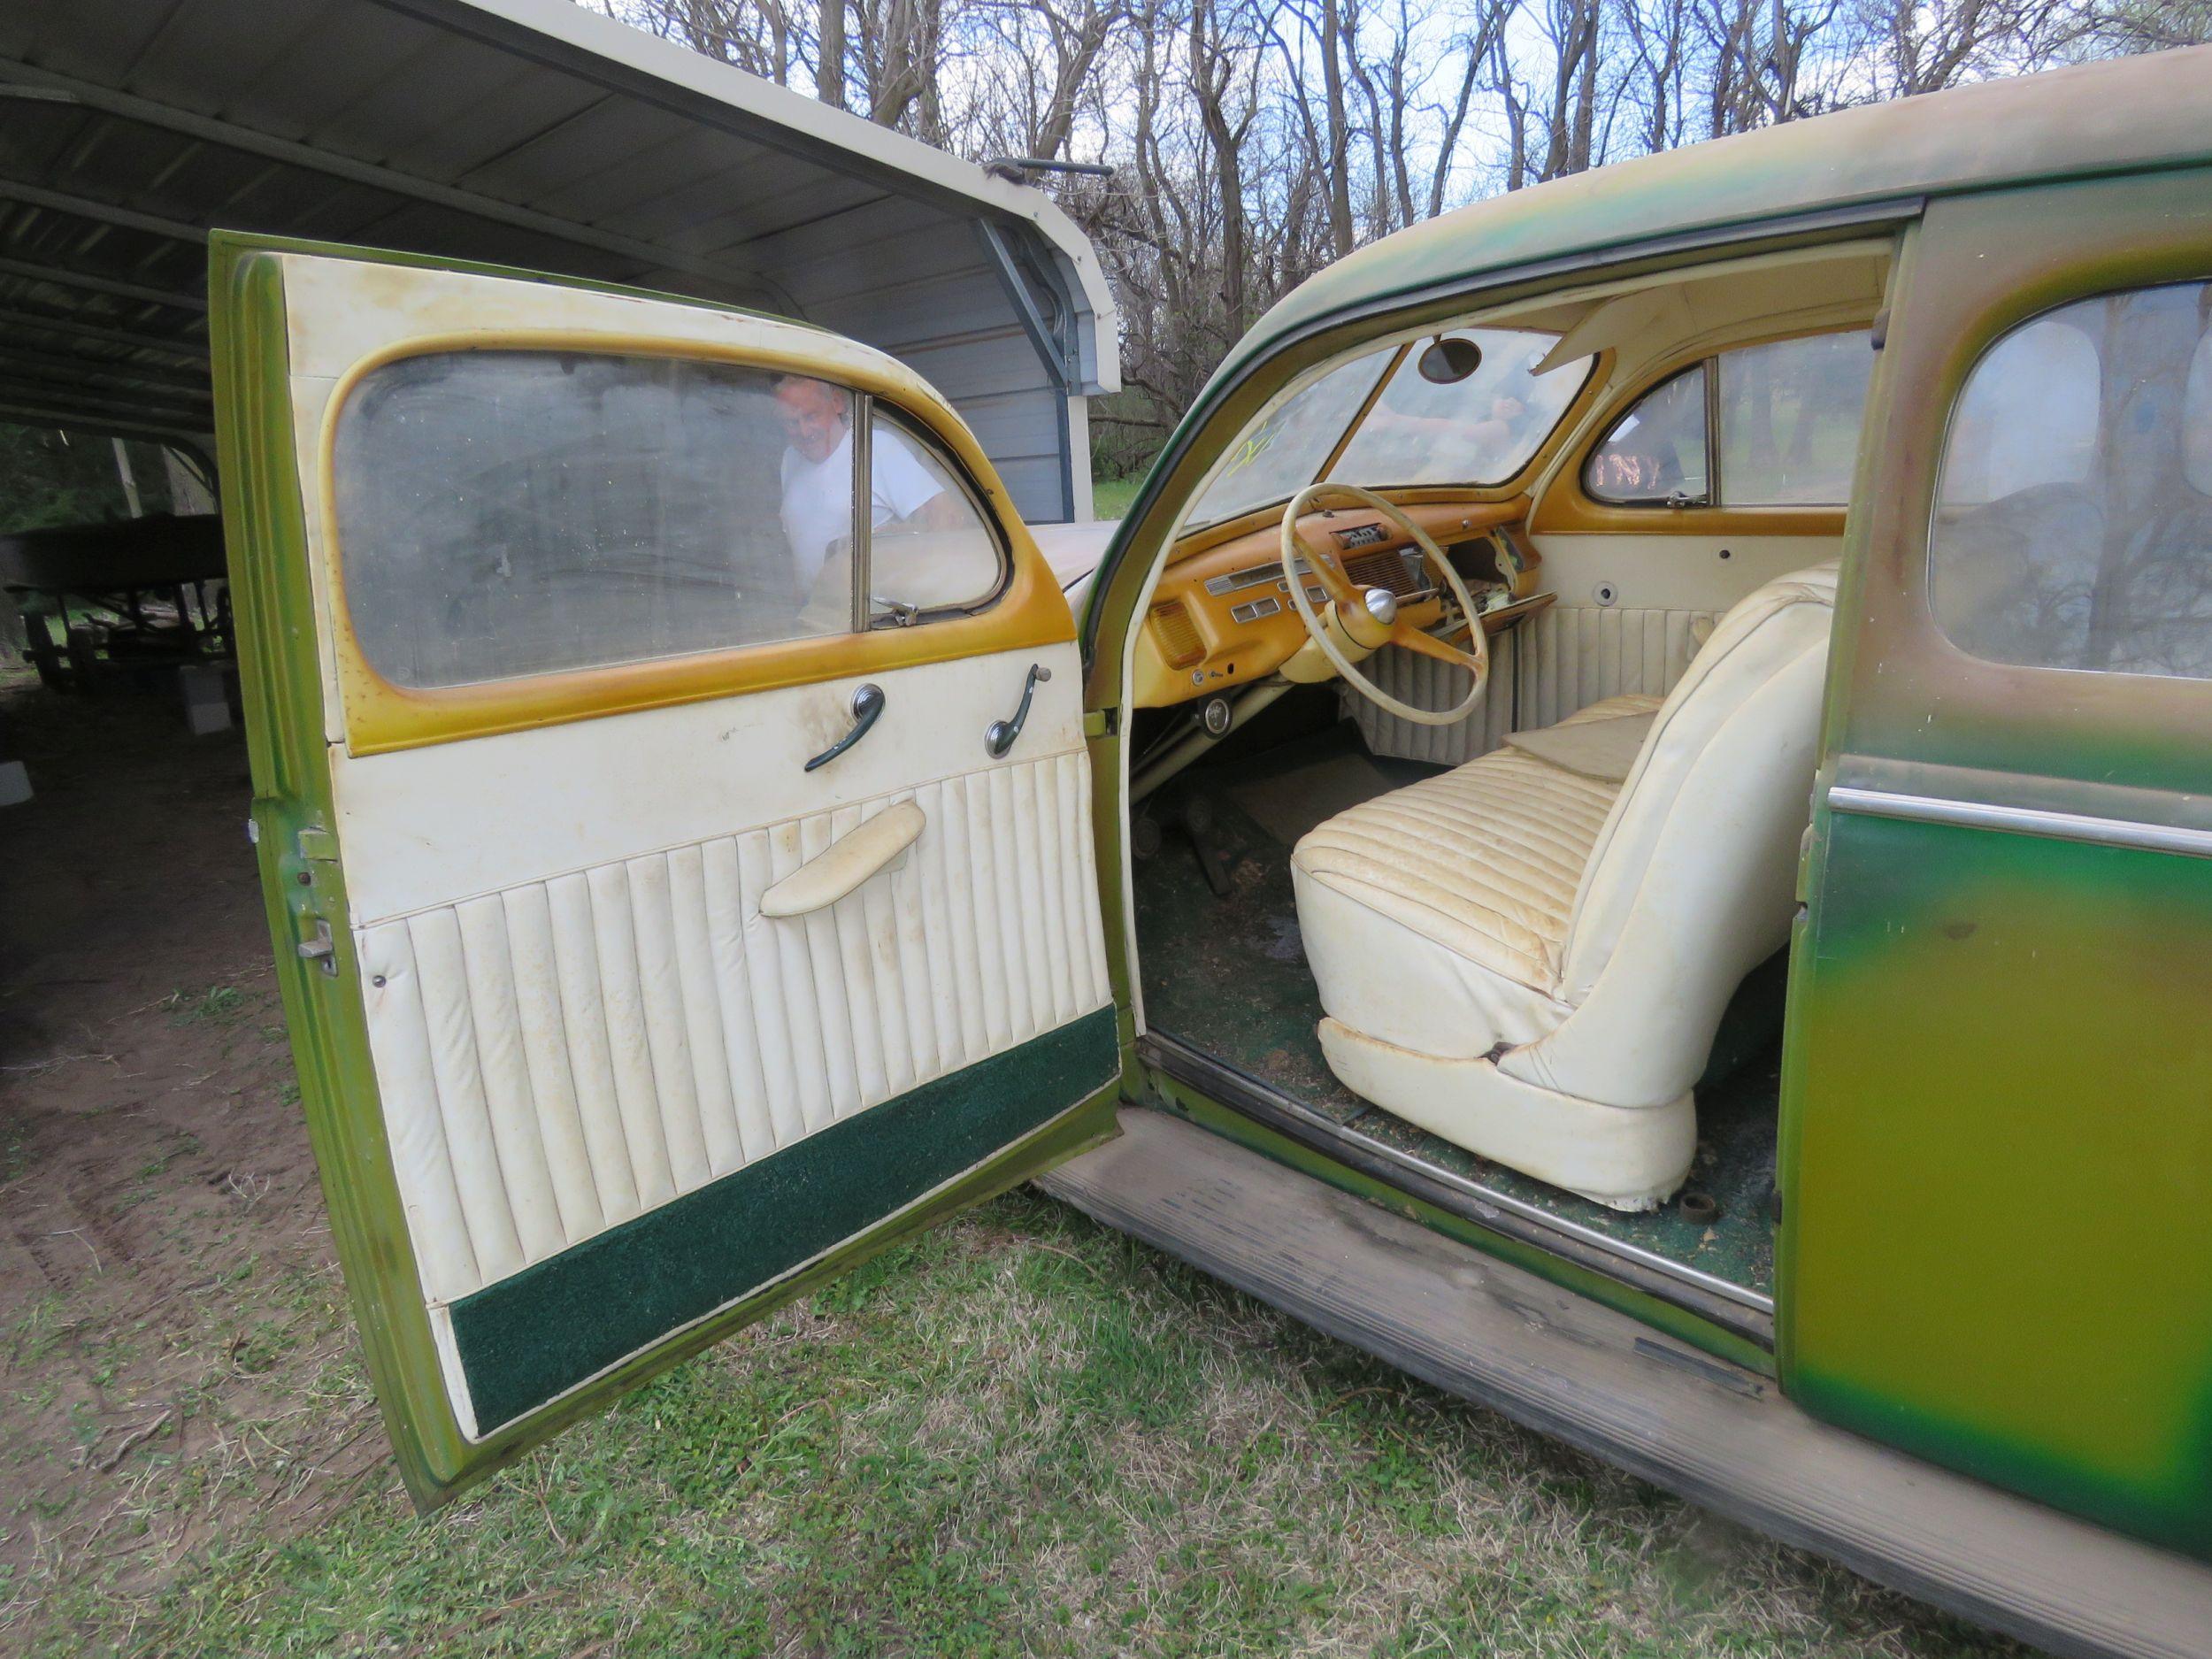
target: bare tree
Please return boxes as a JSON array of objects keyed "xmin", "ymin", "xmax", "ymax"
[{"xmin": 602, "ymin": 0, "xmax": 2162, "ymax": 483}]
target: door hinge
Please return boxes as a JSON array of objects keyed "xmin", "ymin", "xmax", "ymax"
[
  {"xmin": 1083, "ymin": 707, "xmax": 1118, "ymax": 739},
  {"xmin": 296, "ymin": 826, "xmax": 339, "ymax": 863}
]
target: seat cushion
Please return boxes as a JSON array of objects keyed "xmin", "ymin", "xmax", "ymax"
[
  {"xmin": 1505, "ymin": 709, "xmax": 1655, "ymax": 782},
  {"xmin": 1290, "ymin": 695, "xmax": 1659, "ymax": 1058}
]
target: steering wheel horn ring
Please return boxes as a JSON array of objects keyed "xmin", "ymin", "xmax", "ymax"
[{"xmin": 1279, "ymin": 482, "xmax": 1491, "ymax": 728}]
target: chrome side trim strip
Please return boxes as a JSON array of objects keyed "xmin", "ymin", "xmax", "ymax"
[{"xmin": 1827, "ymin": 786, "xmax": 2212, "ymax": 860}]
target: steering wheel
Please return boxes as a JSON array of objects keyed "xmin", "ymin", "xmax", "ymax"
[{"xmin": 1279, "ymin": 481, "xmax": 1490, "ymax": 726}]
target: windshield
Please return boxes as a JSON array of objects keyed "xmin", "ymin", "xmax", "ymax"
[
  {"xmin": 1185, "ymin": 348, "xmax": 1395, "ymax": 526},
  {"xmin": 1185, "ymin": 327, "xmax": 1586, "ymax": 528},
  {"xmin": 1328, "ymin": 330, "xmax": 1587, "ymax": 487}
]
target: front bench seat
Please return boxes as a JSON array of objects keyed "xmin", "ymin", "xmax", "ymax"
[{"xmin": 1290, "ymin": 564, "xmax": 1839, "ymax": 1210}]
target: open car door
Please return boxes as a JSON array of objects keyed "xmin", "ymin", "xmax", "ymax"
[{"xmin": 211, "ymin": 235, "xmax": 1123, "ymax": 1508}]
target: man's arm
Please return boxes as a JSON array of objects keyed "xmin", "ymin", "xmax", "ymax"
[{"xmin": 872, "ymin": 426, "xmax": 961, "ymax": 528}]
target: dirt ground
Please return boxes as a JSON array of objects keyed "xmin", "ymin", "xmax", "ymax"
[{"xmin": 0, "ymin": 664, "xmax": 386, "ymax": 1634}]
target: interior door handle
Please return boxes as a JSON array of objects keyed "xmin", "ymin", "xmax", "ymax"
[
  {"xmin": 984, "ymin": 664, "xmax": 1050, "ymax": 759},
  {"xmin": 805, "ymin": 682, "xmax": 885, "ymax": 772},
  {"xmin": 758, "ymin": 801, "xmax": 926, "ymax": 918}
]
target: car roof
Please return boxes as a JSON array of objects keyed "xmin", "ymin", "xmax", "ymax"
[{"xmin": 1216, "ymin": 46, "xmax": 2212, "ymax": 394}]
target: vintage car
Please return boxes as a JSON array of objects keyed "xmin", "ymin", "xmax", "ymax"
[{"xmin": 216, "ymin": 47, "xmax": 2212, "ymax": 1657}]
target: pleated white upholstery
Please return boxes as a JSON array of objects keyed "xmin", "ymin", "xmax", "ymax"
[
  {"xmin": 358, "ymin": 751, "xmax": 1112, "ymax": 1306},
  {"xmin": 1295, "ymin": 695, "xmax": 1660, "ymax": 990},
  {"xmin": 1293, "ymin": 565, "xmax": 1838, "ymax": 1206},
  {"xmin": 1514, "ymin": 604, "xmax": 1721, "ymax": 731},
  {"xmin": 1351, "ymin": 604, "xmax": 1720, "ymax": 766},
  {"xmin": 1348, "ymin": 631, "xmax": 1518, "ymax": 764}
]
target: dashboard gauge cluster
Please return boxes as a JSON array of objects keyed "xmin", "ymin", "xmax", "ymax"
[{"xmin": 1131, "ymin": 499, "xmax": 1545, "ymax": 707}]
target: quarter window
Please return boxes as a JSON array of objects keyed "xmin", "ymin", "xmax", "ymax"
[
  {"xmin": 1586, "ymin": 330, "xmax": 1872, "ymax": 507},
  {"xmin": 864, "ymin": 408, "xmax": 1004, "ymax": 623},
  {"xmin": 333, "ymin": 351, "xmax": 1002, "ymax": 691},
  {"xmin": 1585, "ymin": 365, "xmax": 1708, "ymax": 503},
  {"xmin": 1929, "ymin": 282, "xmax": 2212, "ymax": 681}
]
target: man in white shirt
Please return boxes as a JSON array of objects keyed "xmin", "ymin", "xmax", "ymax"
[{"xmin": 773, "ymin": 375, "xmax": 963, "ymax": 600}]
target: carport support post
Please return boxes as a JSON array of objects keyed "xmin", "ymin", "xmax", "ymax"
[{"xmin": 111, "ymin": 439, "xmax": 142, "ymax": 517}]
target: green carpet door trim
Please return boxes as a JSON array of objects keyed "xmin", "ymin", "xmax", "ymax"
[{"xmin": 449, "ymin": 1005, "xmax": 1121, "ymax": 1432}]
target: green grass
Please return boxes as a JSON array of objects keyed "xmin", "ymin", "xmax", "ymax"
[
  {"xmin": 168, "ymin": 984, "xmax": 247, "ymax": 1025},
  {"xmin": 1090, "ymin": 474, "xmax": 1146, "ymax": 519},
  {"xmin": 18, "ymin": 1192, "xmax": 2023, "ymax": 1659}
]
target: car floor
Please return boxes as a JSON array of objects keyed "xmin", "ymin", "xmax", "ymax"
[{"xmin": 1132, "ymin": 718, "xmax": 1781, "ymax": 1300}]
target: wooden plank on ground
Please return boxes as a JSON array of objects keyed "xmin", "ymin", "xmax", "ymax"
[{"xmin": 1040, "ymin": 1107, "xmax": 2212, "ymax": 1659}]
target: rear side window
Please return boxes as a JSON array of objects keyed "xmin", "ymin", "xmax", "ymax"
[
  {"xmin": 333, "ymin": 351, "xmax": 1002, "ymax": 690},
  {"xmin": 1929, "ymin": 282, "xmax": 2212, "ymax": 680},
  {"xmin": 1717, "ymin": 333, "xmax": 1874, "ymax": 505},
  {"xmin": 1586, "ymin": 330, "xmax": 1872, "ymax": 507}
]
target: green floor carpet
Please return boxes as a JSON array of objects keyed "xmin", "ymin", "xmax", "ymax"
[{"xmin": 1133, "ymin": 726, "xmax": 1779, "ymax": 1297}]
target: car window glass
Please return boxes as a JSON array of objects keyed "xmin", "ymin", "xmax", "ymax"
[
  {"xmin": 2185, "ymin": 327, "xmax": 2212, "ymax": 495},
  {"xmin": 1187, "ymin": 349, "xmax": 1395, "ymax": 527},
  {"xmin": 1586, "ymin": 366, "xmax": 1709, "ymax": 503},
  {"xmin": 1717, "ymin": 331, "xmax": 1873, "ymax": 505},
  {"xmin": 335, "ymin": 352, "xmax": 846, "ymax": 689},
  {"xmin": 1325, "ymin": 330, "xmax": 1589, "ymax": 488},
  {"xmin": 1938, "ymin": 317, "xmax": 2101, "ymax": 505},
  {"xmin": 865, "ymin": 410, "xmax": 1004, "ymax": 623},
  {"xmin": 1931, "ymin": 281, "xmax": 2212, "ymax": 681}
]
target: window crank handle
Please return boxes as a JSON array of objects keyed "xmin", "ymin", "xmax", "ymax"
[
  {"xmin": 805, "ymin": 682, "xmax": 886, "ymax": 772},
  {"xmin": 984, "ymin": 664, "xmax": 1051, "ymax": 759}
]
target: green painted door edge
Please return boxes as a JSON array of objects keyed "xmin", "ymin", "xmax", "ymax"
[
  {"xmin": 1139, "ymin": 1071, "xmax": 1776, "ymax": 1380},
  {"xmin": 214, "ymin": 232, "xmax": 473, "ymax": 1509},
  {"xmin": 211, "ymin": 232, "xmax": 1139, "ymax": 1509}
]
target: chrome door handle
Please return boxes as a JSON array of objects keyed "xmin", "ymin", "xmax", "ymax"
[
  {"xmin": 805, "ymin": 682, "xmax": 885, "ymax": 772},
  {"xmin": 984, "ymin": 664, "xmax": 1050, "ymax": 759}
]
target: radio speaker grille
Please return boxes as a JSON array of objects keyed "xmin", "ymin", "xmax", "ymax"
[{"xmin": 1151, "ymin": 600, "xmax": 1204, "ymax": 667}]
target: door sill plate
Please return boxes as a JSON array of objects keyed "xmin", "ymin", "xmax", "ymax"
[{"xmin": 1140, "ymin": 1030, "xmax": 1775, "ymax": 1342}]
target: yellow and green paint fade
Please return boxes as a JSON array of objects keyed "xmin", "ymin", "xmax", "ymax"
[{"xmin": 1783, "ymin": 809, "xmax": 2212, "ymax": 1559}]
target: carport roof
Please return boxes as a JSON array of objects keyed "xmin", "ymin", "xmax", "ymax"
[{"xmin": 0, "ymin": 0, "xmax": 1119, "ymax": 449}]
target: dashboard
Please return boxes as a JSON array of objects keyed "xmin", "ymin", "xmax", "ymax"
[{"xmin": 1133, "ymin": 497, "xmax": 1543, "ymax": 707}]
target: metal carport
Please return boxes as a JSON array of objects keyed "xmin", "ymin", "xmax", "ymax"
[{"xmin": 0, "ymin": 0, "xmax": 1118, "ymax": 522}]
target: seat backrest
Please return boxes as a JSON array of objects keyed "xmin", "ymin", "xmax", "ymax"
[
  {"xmin": 1502, "ymin": 564, "xmax": 1837, "ymax": 1109},
  {"xmin": 1561, "ymin": 561, "xmax": 1838, "ymax": 995}
]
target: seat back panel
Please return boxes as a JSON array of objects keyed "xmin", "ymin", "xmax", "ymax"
[{"xmin": 1559, "ymin": 564, "xmax": 1839, "ymax": 1002}]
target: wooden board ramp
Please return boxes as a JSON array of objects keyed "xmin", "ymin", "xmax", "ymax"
[{"xmin": 1040, "ymin": 1107, "xmax": 2212, "ymax": 1659}]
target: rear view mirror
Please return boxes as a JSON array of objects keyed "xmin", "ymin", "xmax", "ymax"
[{"xmin": 1417, "ymin": 336, "xmax": 1482, "ymax": 384}]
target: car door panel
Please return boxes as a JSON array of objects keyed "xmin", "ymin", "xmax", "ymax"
[
  {"xmin": 214, "ymin": 234, "xmax": 1121, "ymax": 1503},
  {"xmin": 353, "ymin": 710, "xmax": 1110, "ymax": 1440},
  {"xmin": 1780, "ymin": 175, "xmax": 2212, "ymax": 1559}
]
